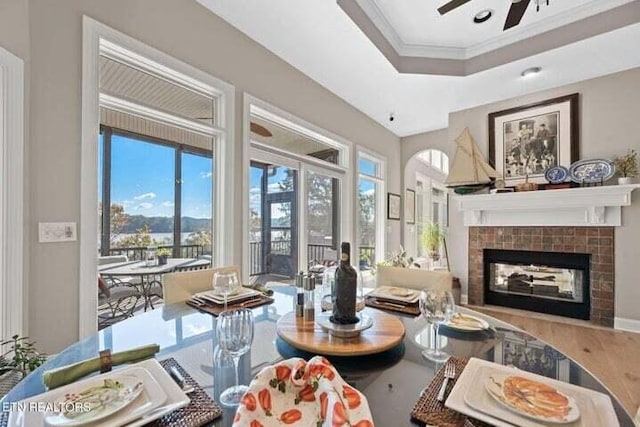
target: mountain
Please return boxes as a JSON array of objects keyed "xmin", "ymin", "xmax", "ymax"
[{"xmin": 122, "ymin": 215, "xmax": 211, "ymax": 234}]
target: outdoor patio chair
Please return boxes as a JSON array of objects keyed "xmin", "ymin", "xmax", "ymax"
[{"xmin": 97, "ymin": 275, "xmax": 141, "ymax": 328}]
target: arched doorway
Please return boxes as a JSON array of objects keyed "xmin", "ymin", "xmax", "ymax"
[{"xmin": 403, "ymin": 149, "xmax": 449, "ymax": 266}]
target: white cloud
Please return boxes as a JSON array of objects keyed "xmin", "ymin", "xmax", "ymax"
[
  {"xmin": 137, "ymin": 202, "xmax": 153, "ymax": 210},
  {"xmin": 162, "ymin": 201, "xmax": 175, "ymax": 207},
  {"xmin": 200, "ymin": 171, "xmax": 213, "ymax": 179},
  {"xmin": 134, "ymin": 192, "xmax": 156, "ymax": 200}
]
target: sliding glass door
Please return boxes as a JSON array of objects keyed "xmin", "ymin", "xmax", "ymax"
[{"xmin": 249, "ymin": 151, "xmax": 344, "ymax": 284}]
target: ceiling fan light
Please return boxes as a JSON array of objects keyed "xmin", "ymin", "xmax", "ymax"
[
  {"xmin": 521, "ymin": 66, "xmax": 542, "ymax": 77},
  {"xmin": 473, "ymin": 9, "xmax": 493, "ymax": 23}
]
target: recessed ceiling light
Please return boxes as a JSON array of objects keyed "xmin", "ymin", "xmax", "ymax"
[
  {"xmin": 521, "ymin": 66, "xmax": 542, "ymax": 77},
  {"xmin": 473, "ymin": 9, "xmax": 493, "ymax": 24}
]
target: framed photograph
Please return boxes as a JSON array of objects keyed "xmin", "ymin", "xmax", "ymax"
[
  {"xmin": 489, "ymin": 93, "xmax": 579, "ymax": 186},
  {"xmin": 387, "ymin": 192, "xmax": 401, "ymax": 220},
  {"xmin": 405, "ymin": 189, "xmax": 415, "ymax": 224}
]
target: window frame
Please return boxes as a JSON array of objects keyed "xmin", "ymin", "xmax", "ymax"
[
  {"xmin": 242, "ymin": 95, "xmax": 353, "ymax": 281},
  {"xmin": 81, "ymin": 17, "xmax": 235, "ymax": 338},
  {"xmin": 356, "ymin": 147, "xmax": 387, "ymax": 269}
]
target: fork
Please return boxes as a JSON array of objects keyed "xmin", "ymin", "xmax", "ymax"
[{"xmin": 436, "ymin": 362, "xmax": 456, "ymax": 402}]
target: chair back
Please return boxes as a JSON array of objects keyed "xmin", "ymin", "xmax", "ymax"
[
  {"xmin": 375, "ymin": 265, "xmax": 452, "ymax": 292},
  {"xmin": 162, "ymin": 265, "xmax": 241, "ymax": 304}
]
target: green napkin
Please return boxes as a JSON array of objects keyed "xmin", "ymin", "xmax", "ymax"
[
  {"xmin": 243, "ymin": 283, "xmax": 274, "ymax": 297},
  {"xmin": 43, "ymin": 344, "xmax": 159, "ymax": 389}
]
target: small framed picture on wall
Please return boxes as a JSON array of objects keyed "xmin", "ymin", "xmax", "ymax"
[
  {"xmin": 405, "ymin": 189, "xmax": 415, "ymax": 224},
  {"xmin": 387, "ymin": 192, "xmax": 401, "ymax": 220}
]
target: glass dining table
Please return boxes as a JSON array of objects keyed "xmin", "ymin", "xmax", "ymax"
[{"xmin": 2, "ymin": 288, "xmax": 634, "ymax": 426}]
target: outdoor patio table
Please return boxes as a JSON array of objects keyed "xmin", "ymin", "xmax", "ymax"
[
  {"xmin": 2, "ymin": 289, "xmax": 634, "ymax": 426},
  {"xmin": 98, "ymin": 258, "xmax": 210, "ymax": 310}
]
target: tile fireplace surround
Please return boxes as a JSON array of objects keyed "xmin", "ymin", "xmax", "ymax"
[{"xmin": 468, "ymin": 226, "xmax": 614, "ymax": 326}]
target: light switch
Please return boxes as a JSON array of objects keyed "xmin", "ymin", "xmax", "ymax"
[{"xmin": 38, "ymin": 222, "xmax": 77, "ymax": 243}]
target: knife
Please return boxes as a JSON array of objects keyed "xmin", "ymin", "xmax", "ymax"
[{"xmin": 169, "ymin": 366, "xmax": 195, "ymax": 394}]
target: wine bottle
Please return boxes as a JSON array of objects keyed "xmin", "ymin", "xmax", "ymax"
[{"xmin": 331, "ymin": 242, "xmax": 358, "ymax": 324}]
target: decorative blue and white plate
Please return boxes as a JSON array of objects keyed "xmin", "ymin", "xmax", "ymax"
[
  {"xmin": 569, "ymin": 159, "xmax": 615, "ymax": 184},
  {"xmin": 544, "ymin": 166, "xmax": 569, "ymax": 184}
]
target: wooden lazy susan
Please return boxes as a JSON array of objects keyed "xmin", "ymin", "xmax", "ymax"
[{"xmin": 276, "ymin": 308, "xmax": 405, "ymax": 356}]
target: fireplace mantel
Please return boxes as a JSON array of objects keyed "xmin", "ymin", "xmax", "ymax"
[{"xmin": 456, "ymin": 184, "xmax": 640, "ymax": 227}]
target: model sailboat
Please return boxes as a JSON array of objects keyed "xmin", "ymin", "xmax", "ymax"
[{"xmin": 445, "ymin": 128, "xmax": 498, "ymax": 194}]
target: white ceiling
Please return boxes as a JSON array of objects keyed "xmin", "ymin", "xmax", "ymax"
[
  {"xmin": 364, "ymin": 0, "xmax": 635, "ymax": 58},
  {"xmin": 198, "ymin": 0, "xmax": 640, "ymax": 136}
]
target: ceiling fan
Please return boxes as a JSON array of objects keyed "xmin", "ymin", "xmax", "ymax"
[{"xmin": 438, "ymin": 0, "xmax": 549, "ymax": 31}]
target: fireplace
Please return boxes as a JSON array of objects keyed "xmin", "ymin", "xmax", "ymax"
[
  {"xmin": 484, "ymin": 249, "xmax": 590, "ymax": 320},
  {"xmin": 468, "ymin": 226, "xmax": 614, "ymax": 326}
]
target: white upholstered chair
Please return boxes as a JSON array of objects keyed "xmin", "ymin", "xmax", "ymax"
[
  {"xmin": 162, "ymin": 265, "xmax": 241, "ymax": 304},
  {"xmin": 375, "ymin": 265, "xmax": 452, "ymax": 292}
]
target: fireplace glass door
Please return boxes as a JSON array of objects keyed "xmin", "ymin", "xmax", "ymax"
[
  {"xmin": 484, "ymin": 249, "xmax": 590, "ymax": 320},
  {"xmin": 488, "ymin": 263, "xmax": 584, "ymax": 303}
]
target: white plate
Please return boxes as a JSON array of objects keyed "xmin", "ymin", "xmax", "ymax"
[
  {"xmin": 45, "ymin": 373, "xmax": 144, "ymax": 426},
  {"xmin": 196, "ymin": 287, "xmax": 259, "ymax": 305},
  {"xmin": 445, "ymin": 358, "xmax": 620, "ymax": 427},
  {"xmin": 367, "ymin": 286, "xmax": 419, "ymax": 303},
  {"xmin": 123, "ymin": 359, "xmax": 190, "ymax": 427},
  {"xmin": 8, "ymin": 364, "xmax": 168, "ymax": 427},
  {"xmin": 443, "ymin": 313, "xmax": 490, "ymax": 332},
  {"xmin": 485, "ymin": 373, "xmax": 580, "ymax": 424}
]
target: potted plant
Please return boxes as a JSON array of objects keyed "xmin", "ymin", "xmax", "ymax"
[
  {"xmin": 1, "ymin": 335, "xmax": 46, "ymax": 397},
  {"xmin": 372, "ymin": 246, "xmax": 418, "ymax": 275},
  {"xmin": 612, "ymin": 149, "xmax": 638, "ymax": 185},
  {"xmin": 421, "ymin": 222, "xmax": 446, "ymax": 261},
  {"xmin": 156, "ymin": 248, "xmax": 171, "ymax": 265}
]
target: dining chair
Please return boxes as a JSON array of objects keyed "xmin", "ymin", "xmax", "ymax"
[
  {"xmin": 375, "ymin": 265, "xmax": 452, "ymax": 292},
  {"xmin": 162, "ymin": 265, "xmax": 241, "ymax": 304}
]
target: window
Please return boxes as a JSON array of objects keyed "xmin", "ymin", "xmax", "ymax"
[
  {"xmin": 357, "ymin": 152, "xmax": 385, "ymax": 270},
  {"xmin": 415, "ymin": 175, "xmax": 448, "ymax": 261},
  {"xmin": 245, "ymin": 100, "xmax": 350, "ymax": 283},
  {"xmin": 417, "ymin": 149, "xmax": 449, "ymax": 174},
  {"xmin": 99, "ymin": 128, "xmax": 213, "ymax": 260}
]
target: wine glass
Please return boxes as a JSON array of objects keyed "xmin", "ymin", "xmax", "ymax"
[
  {"xmin": 213, "ymin": 271, "xmax": 239, "ymax": 311},
  {"xmin": 216, "ymin": 309, "xmax": 254, "ymax": 406},
  {"xmin": 419, "ymin": 290, "xmax": 455, "ymax": 362}
]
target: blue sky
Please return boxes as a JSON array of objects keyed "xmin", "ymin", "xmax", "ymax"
[{"xmin": 100, "ymin": 134, "xmax": 213, "ymax": 218}]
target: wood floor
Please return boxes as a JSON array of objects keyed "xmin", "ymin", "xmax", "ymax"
[{"xmin": 470, "ymin": 305, "xmax": 640, "ymax": 417}]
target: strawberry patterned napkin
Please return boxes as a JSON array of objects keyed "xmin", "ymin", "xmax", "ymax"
[{"xmin": 232, "ymin": 356, "xmax": 374, "ymax": 427}]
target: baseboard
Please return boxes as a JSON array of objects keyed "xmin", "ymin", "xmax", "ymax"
[
  {"xmin": 614, "ymin": 317, "xmax": 640, "ymax": 333},
  {"xmin": 460, "ymin": 293, "xmax": 468, "ymax": 305}
]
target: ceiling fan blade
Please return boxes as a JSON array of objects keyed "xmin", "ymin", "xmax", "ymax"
[
  {"xmin": 250, "ymin": 122, "xmax": 273, "ymax": 138},
  {"xmin": 504, "ymin": 0, "xmax": 531, "ymax": 30},
  {"xmin": 437, "ymin": 0, "xmax": 473, "ymax": 15}
]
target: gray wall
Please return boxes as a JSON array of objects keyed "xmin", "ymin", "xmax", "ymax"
[
  {"xmin": 403, "ymin": 67, "xmax": 640, "ymax": 325},
  {"xmin": 2, "ymin": 0, "xmax": 401, "ymax": 352}
]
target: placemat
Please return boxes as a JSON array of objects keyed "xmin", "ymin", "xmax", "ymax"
[
  {"xmin": 364, "ymin": 295, "xmax": 420, "ymax": 316},
  {"xmin": 410, "ymin": 357, "xmax": 491, "ymax": 427},
  {"xmin": 186, "ymin": 294, "xmax": 274, "ymax": 316},
  {"xmin": 151, "ymin": 357, "xmax": 222, "ymax": 427},
  {"xmin": 0, "ymin": 358, "xmax": 221, "ymax": 427}
]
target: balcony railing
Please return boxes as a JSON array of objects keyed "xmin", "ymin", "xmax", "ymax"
[
  {"xmin": 108, "ymin": 244, "xmax": 206, "ymax": 261},
  {"xmin": 248, "ymin": 241, "xmax": 375, "ymax": 275}
]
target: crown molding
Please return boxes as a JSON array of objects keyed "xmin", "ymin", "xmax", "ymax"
[{"xmin": 340, "ymin": 0, "xmax": 640, "ymax": 75}]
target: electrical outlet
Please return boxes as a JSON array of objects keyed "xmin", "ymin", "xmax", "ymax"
[{"xmin": 38, "ymin": 222, "xmax": 77, "ymax": 243}]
